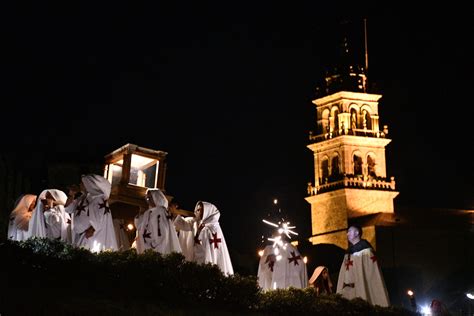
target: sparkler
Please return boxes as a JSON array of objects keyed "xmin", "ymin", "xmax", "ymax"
[
  {"xmin": 262, "ymin": 218, "xmax": 298, "ymax": 240},
  {"xmin": 261, "ymin": 199, "xmax": 299, "ymax": 256},
  {"xmin": 267, "ymin": 234, "xmax": 284, "ymax": 249},
  {"xmin": 257, "ymin": 198, "xmax": 308, "ymax": 291},
  {"xmin": 260, "ymin": 199, "xmax": 298, "ymax": 261}
]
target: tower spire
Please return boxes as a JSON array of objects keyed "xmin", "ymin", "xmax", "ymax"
[
  {"xmin": 322, "ymin": 19, "xmax": 368, "ymax": 95},
  {"xmin": 364, "ymin": 18, "xmax": 369, "ymax": 92}
]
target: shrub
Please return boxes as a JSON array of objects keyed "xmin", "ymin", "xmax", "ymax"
[{"xmin": 0, "ymin": 238, "xmax": 417, "ymax": 316}]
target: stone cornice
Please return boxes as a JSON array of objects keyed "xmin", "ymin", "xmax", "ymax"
[
  {"xmin": 312, "ymin": 91, "xmax": 382, "ymax": 107},
  {"xmin": 307, "ymin": 135, "xmax": 392, "ymax": 152}
]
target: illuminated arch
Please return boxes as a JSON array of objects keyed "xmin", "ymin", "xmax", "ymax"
[
  {"xmin": 366, "ymin": 152, "xmax": 377, "ymax": 177},
  {"xmin": 352, "ymin": 151, "xmax": 363, "ymax": 176},
  {"xmin": 331, "ymin": 105, "xmax": 340, "ymax": 133},
  {"xmin": 321, "ymin": 108, "xmax": 330, "ymax": 133},
  {"xmin": 360, "ymin": 105, "xmax": 372, "ymax": 130},
  {"xmin": 320, "ymin": 155, "xmax": 330, "ymax": 183},
  {"xmin": 349, "ymin": 105, "xmax": 359, "ymax": 131},
  {"xmin": 331, "ymin": 152, "xmax": 341, "ymax": 176}
]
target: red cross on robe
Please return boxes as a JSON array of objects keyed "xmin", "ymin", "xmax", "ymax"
[
  {"xmin": 268, "ymin": 260, "xmax": 275, "ymax": 272},
  {"xmin": 75, "ymin": 204, "xmax": 86, "ymax": 217},
  {"xmin": 209, "ymin": 232, "xmax": 222, "ymax": 249},
  {"xmin": 143, "ymin": 229, "xmax": 151, "ymax": 242},
  {"xmin": 98, "ymin": 199, "xmax": 110, "ymax": 215},
  {"xmin": 288, "ymin": 251, "xmax": 301, "ymax": 266},
  {"xmin": 345, "ymin": 258, "xmax": 353, "ymax": 270}
]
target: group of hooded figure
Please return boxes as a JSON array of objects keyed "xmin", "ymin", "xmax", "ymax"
[
  {"xmin": 7, "ymin": 174, "xmax": 234, "ymax": 276},
  {"xmin": 134, "ymin": 188, "xmax": 233, "ymax": 275},
  {"xmin": 8, "ymin": 174, "xmax": 119, "ymax": 252},
  {"xmin": 8, "ymin": 174, "xmax": 389, "ymax": 306},
  {"xmin": 256, "ymin": 224, "xmax": 390, "ymax": 308}
]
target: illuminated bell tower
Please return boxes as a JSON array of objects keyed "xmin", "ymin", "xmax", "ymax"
[{"xmin": 305, "ymin": 31, "xmax": 399, "ymax": 250}]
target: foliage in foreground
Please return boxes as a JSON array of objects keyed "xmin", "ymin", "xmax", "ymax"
[{"xmin": 0, "ymin": 238, "xmax": 417, "ymax": 315}]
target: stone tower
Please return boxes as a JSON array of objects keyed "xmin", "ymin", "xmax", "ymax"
[{"xmin": 305, "ymin": 25, "xmax": 399, "ymax": 250}]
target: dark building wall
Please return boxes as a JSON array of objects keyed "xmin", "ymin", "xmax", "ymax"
[{"xmin": 376, "ymin": 225, "xmax": 474, "ymax": 311}]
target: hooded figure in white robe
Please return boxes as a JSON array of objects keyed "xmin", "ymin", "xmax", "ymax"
[
  {"xmin": 309, "ymin": 265, "xmax": 334, "ymax": 295},
  {"xmin": 336, "ymin": 225, "xmax": 390, "ymax": 307},
  {"xmin": 64, "ymin": 174, "xmax": 118, "ymax": 253},
  {"xmin": 7, "ymin": 194, "xmax": 37, "ymax": 241},
  {"xmin": 173, "ymin": 215, "xmax": 195, "ymax": 261},
  {"xmin": 257, "ymin": 245, "xmax": 276, "ymax": 291},
  {"xmin": 134, "ymin": 189, "xmax": 181, "ymax": 255},
  {"xmin": 174, "ymin": 201, "xmax": 234, "ymax": 275},
  {"xmin": 132, "ymin": 207, "xmax": 145, "ymax": 250},
  {"xmin": 269, "ymin": 242, "xmax": 308, "ymax": 290},
  {"xmin": 113, "ymin": 218, "xmax": 131, "ymax": 251},
  {"xmin": 28, "ymin": 189, "xmax": 70, "ymax": 242}
]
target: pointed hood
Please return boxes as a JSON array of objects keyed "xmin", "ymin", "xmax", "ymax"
[
  {"xmin": 147, "ymin": 188, "xmax": 168, "ymax": 209},
  {"xmin": 195, "ymin": 201, "xmax": 220, "ymax": 225},
  {"xmin": 81, "ymin": 174, "xmax": 111, "ymax": 199}
]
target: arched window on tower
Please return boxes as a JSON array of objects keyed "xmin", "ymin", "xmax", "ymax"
[
  {"xmin": 350, "ymin": 108, "xmax": 358, "ymax": 133},
  {"xmin": 367, "ymin": 154, "xmax": 376, "ymax": 178},
  {"xmin": 321, "ymin": 109, "xmax": 330, "ymax": 135},
  {"xmin": 331, "ymin": 106, "xmax": 340, "ymax": 136},
  {"xmin": 331, "ymin": 155, "xmax": 340, "ymax": 178},
  {"xmin": 353, "ymin": 154, "xmax": 363, "ymax": 177},
  {"xmin": 362, "ymin": 109, "xmax": 372, "ymax": 130},
  {"xmin": 321, "ymin": 157, "xmax": 329, "ymax": 184}
]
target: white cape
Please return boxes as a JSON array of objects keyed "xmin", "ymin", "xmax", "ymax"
[
  {"xmin": 113, "ymin": 218, "xmax": 131, "ymax": 251},
  {"xmin": 257, "ymin": 245, "xmax": 276, "ymax": 291},
  {"xmin": 336, "ymin": 248, "xmax": 390, "ymax": 307},
  {"xmin": 134, "ymin": 189, "xmax": 181, "ymax": 255},
  {"xmin": 194, "ymin": 202, "xmax": 233, "ymax": 275},
  {"xmin": 8, "ymin": 219, "xmax": 30, "ymax": 242},
  {"xmin": 28, "ymin": 189, "xmax": 70, "ymax": 243},
  {"xmin": 270, "ymin": 243, "xmax": 308, "ymax": 290},
  {"xmin": 175, "ymin": 201, "xmax": 234, "ymax": 276},
  {"xmin": 173, "ymin": 216, "xmax": 195, "ymax": 261},
  {"xmin": 7, "ymin": 194, "xmax": 36, "ymax": 242},
  {"xmin": 65, "ymin": 175, "xmax": 118, "ymax": 253}
]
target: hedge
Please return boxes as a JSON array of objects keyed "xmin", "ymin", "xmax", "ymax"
[{"xmin": 0, "ymin": 238, "xmax": 417, "ymax": 316}]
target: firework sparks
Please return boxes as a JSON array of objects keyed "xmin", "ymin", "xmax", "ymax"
[
  {"xmin": 278, "ymin": 222, "xmax": 298, "ymax": 239},
  {"xmin": 262, "ymin": 219, "xmax": 279, "ymax": 228},
  {"xmin": 268, "ymin": 235, "xmax": 284, "ymax": 249},
  {"xmin": 260, "ymin": 199, "xmax": 300, "ymax": 260},
  {"xmin": 263, "ymin": 218, "xmax": 298, "ymax": 239}
]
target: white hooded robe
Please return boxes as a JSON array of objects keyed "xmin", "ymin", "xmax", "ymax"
[
  {"xmin": 113, "ymin": 218, "xmax": 131, "ymax": 251},
  {"xmin": 173, "ymin": 202, "xmax": 235, "ymax": 276},
  {"xmin": 65, "ymin": 174, "xmax": 118, "ymax": 253},
  {"xmin": 7, "ymin": 194, "xmax": 37, "ymax": 241},
  {"xmin": 336, "ymin": 244, "xmax": 390, "ymax": 307},
  {"xmin": 270, "ymin": 243, "xmax": 308, "ymax": 290},
  {"xmin": 134, "ymin": 189, "xmax": 181, "ymax": 255},
  {"xmin": 28, "ymin": 189, "xmax": 70, "ymax": 243},
  {"xmin": 257, "ymin": 245, "xmax": 276, "ymax": 291},
  {"xmin": 173, "ymin": 215, "xmax": 195, "ymax": 261},
  {"xmin": 190, "ymin": 201, "xmax": 234, "ymax": 275}
]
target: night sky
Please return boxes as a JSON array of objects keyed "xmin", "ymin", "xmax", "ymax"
[{"xmin": 2, "ymin": 4, "xmax": 473, "ymax": 257}]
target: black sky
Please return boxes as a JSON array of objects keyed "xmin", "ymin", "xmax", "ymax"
[{"xmin": 2, "ymin": 3, "xmax": 474, "ymax": 256}]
